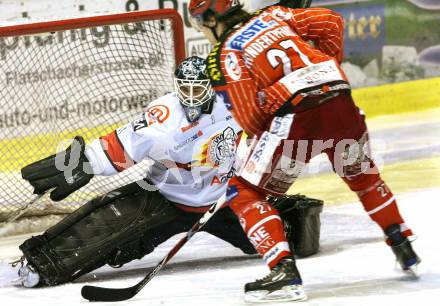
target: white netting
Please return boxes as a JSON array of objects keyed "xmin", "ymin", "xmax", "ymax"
[{"xmin": 0, "ymin": 10, "xmax": 184, "ymax": 222}]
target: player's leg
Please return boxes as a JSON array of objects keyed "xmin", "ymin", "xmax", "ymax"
[
  {"xmin": 227, "ymin": 177, "xmax": 306, "ymax": 302},
  {"xmin": 327, "ymin": 144, "xmax": 421, "ymax": 272},
  {"xmin": 230, "ymin": 118, "xmax": 316, "ymax": 301},
  {"xmin": 238, "ymin": 117, "xmax": 323, "ymax": 259},
  {"xmin": 227, "ymin": 177, "xmax": 291, "ymax": 267},
  {"xmin": 324, "ymin": 93, "xmax": 420, "ymax": 272},
  {"xmin": 203, "ymin": 194, "xmax": 324, "ymax": 257}
]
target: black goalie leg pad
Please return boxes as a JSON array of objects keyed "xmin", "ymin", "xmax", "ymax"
[
  {"xmin": 269, "ymin": 194, "xmax": 324, "ymax": 258},
  {"xmin": 19, "ymin": 181, "xmax": 177, "ymax": 286},
  {"xmin": 203, "ymin": 206, "xmax": 257, "ymax": 255}
]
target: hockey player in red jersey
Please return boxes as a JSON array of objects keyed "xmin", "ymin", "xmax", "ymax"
[{"xmin": 189, "ymin": 0, "xmax": 421, "ymax": 302}]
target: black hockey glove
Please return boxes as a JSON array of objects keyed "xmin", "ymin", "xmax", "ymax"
[{"xmin": 21, "ymin": 136, "xmax": 94, "ymax": 201}]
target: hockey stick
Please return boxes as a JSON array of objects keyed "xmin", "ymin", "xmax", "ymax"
[
  {"xmin": 81, "ymin": 194, "xmax": 227, "ymax": 302},
  {"xmin": 302, "ymin": 0, "xmax": 313, "ymax": 8},
  {"xmin": 0, "ymin": 192, "xmax": 47, "ymax": 237}
]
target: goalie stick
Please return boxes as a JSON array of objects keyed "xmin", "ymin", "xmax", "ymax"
[
  {"xmin": 81, "ymin": 194, "xmax": 227, "ymax": 302},
  {"xmin": 303, "ymin": 0, "xmax": 312, "ymax": 7},
  {"xmin": 0, "ymin": 192, "xmax": 47, "ymax": 237}
]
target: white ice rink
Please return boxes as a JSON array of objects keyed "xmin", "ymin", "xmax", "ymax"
[{"xmin": 1, "ymin": 187, "xmax": 439, "ymax": 306}]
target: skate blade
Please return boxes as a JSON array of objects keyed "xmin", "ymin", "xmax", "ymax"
[
  {"xmin": 404, "ymin": 264, "xmax": 420, "ymax": 278},
  {"xmin": 10, "ymin": 276, "xmax": 24, "ymax": 286},
  {"xmin": 395, "ymin": 260, "xmax": 421, "ymax": 279},
  {"xmin": 244, "ymin": 285, "xmax": 307, "ymax": 303}
]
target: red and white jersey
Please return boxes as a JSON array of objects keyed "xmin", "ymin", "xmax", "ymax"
[
  {"xmin": 207, "ymin": 6, "xmax": 347, "ymax": 136},
  {"xmin": 85, "ymin": 92, "xmax": 241, "ymax": 210}
]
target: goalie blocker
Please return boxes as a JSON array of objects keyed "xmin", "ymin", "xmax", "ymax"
[{"xmin": 18, "ymin": 182, "xmax": 323, "ymax": 287}]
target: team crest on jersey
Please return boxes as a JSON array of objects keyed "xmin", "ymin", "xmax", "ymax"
[
  {"xmin": 225, "ymin": 52, "xmax": 242, "ymax": 80},
  {"xmin": 196, "ymin": 127, "xmax": 237, "ymax": 169},
  {"xmin": 270, "ymin": 8, "xmax": 293, "ymax": 21},
  {"xmin": 146, "ymin": 105, "xmax": 170, "ymax": 125}
]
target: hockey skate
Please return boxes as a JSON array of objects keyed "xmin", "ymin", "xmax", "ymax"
[
  {"xmin": 17, "ymin": 261, "xmax": 40, "ymax": 288},
  {"xmin": 244, "ymin": 257, "xmax": 307, "ymax": 303},
  {"xmin": 385, "ymin": 224, "xmax": 421, "ymax": 276}
]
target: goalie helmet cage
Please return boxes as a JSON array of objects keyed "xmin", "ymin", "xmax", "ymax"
[{"xmin": 0, "ymin": 9, "xmax": 185, "ymax": 227}]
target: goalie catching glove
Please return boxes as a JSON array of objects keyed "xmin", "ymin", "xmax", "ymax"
[{"xmin": 21, "ymin": 136, "xmax": 94, "ymax": 201}]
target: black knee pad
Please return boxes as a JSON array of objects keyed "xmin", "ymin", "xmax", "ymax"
[
  {"xmin": 20, "ymin": 181, "xmax": 176, "ymax": 286},
  {"xmin": 269, "ymin": 194, "xmax": 323, "ymax": 257}
]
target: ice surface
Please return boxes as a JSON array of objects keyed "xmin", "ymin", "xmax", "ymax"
[
  {"xmin": 1, "ymin": 109, "xmax": 440, "ymax": 305},
  {"xmin": 1, "ymin": 188, "xmax": 439, "ymax": 306}
]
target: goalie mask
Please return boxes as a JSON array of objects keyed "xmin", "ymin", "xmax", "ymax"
[{"xmin": 174, "ymin": 56, "xmax": 216, "ymax": 122}]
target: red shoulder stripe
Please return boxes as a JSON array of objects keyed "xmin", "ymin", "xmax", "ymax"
[{"xmin": 100, "ymin": 131, "xmax": 135, "ymax": 172}]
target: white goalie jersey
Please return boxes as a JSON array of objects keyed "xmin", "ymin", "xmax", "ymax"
[{"xmin": 85, "ymin": 92, "xmax": 241, "ymax": 211}]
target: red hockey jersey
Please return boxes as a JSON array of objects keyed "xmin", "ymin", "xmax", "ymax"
[{"xmin": 207, "ymin": 6, "xmax": 348, "ymax": 136}]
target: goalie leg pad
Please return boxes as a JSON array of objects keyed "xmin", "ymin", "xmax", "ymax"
[
  {"xmin": 269, "ymin": 195, "xmax": 323, "ymax": 258},
  {"xmin": 106, "ymin": 207, "xmax": 206, "ymax": 267},
  {"xmin": 19, "ymin": 180, "xmax": 177, "ymax": 286},
  {"xmin": 107, "ymin": 205, "xmax": 259, "ymax": 267},
  {"xmin": 97, "ymin": 205, "xmax": 257, "ymax": 268},
  {"xmin": 203, "ymin": 206, "xmax": 257, "ymax": 255}
]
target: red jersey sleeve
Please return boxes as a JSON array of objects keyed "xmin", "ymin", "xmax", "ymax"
[{"xmin": 283, "ymin": 7, "xmax": 345, "ymax": 62}]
